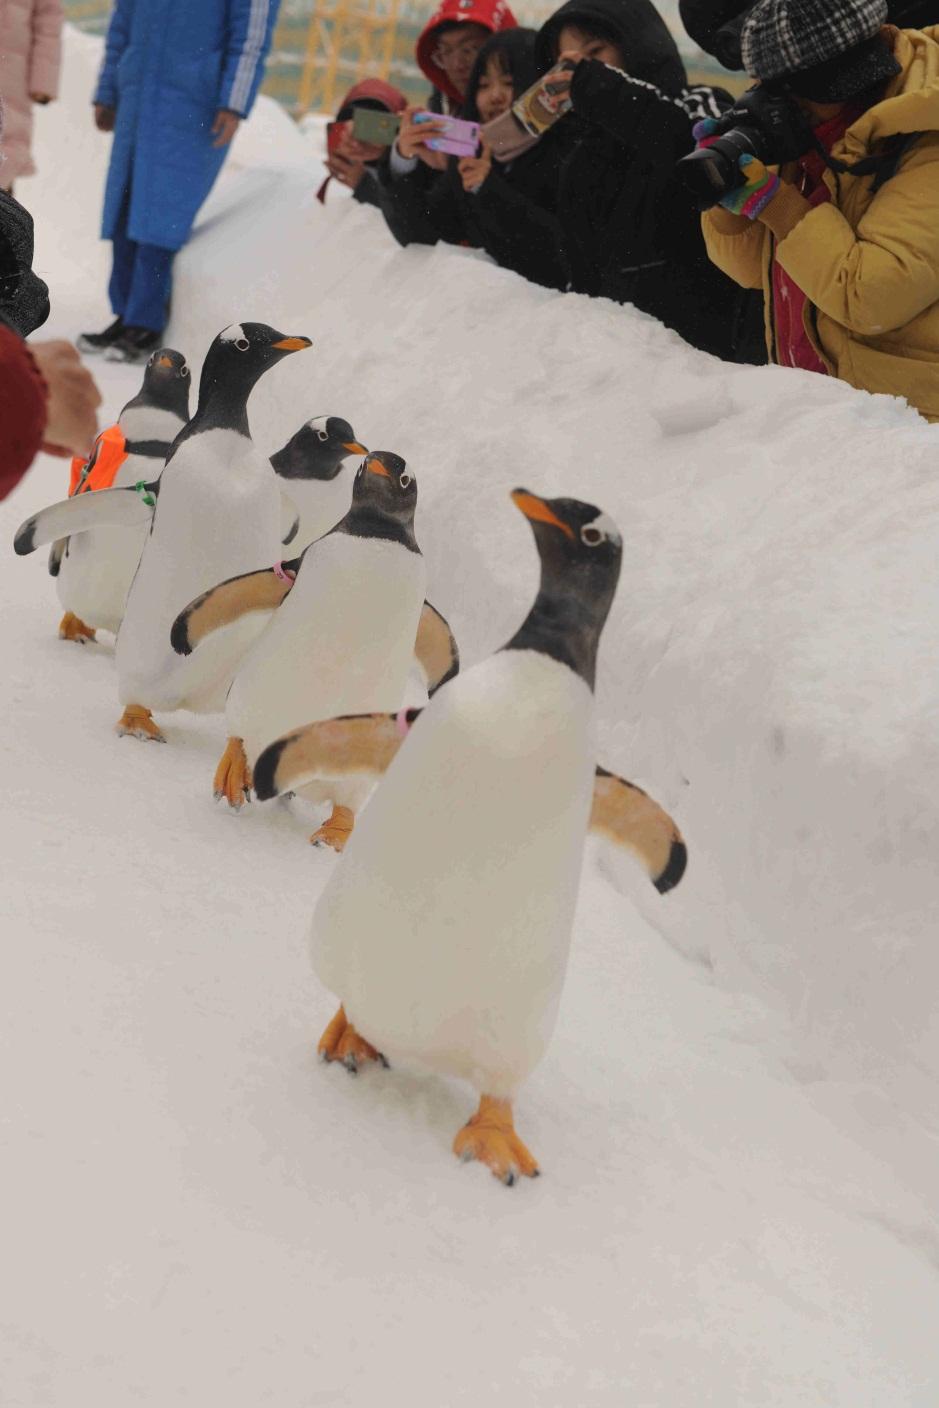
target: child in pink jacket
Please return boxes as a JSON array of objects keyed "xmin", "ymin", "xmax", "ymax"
[{"xmin": 0, "ymin": 0, "xmax": 62, "ymax": 190}]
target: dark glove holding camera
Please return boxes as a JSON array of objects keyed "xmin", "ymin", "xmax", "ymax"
[{"xmin": 678, "ymin": 85, "xmax": 813, "ymax": 211}]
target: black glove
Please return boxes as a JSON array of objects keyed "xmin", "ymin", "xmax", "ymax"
[
  {"xmin": 0, "ymin": 191, "xmax": 49, "ymax": 338},
  {"xmin": 713, "ymin": 85, "xmax": 814, "ymax": 164}
]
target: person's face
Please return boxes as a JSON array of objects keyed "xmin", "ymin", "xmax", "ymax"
[
  {"xmin": 475, "ymin": 54, "xmax": 515, "ymax": 122},
  {"xmin": 433, "ymin": 23, "xmax": 489, "ymax": 95},
  {"xmin": 556, "ymin": 23, "xmax": 624, "ymax": 68}
]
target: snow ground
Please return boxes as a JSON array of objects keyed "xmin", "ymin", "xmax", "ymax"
[{"xmin": 3, "ymin": 28, "xmax": 939, "ymax": 1407}]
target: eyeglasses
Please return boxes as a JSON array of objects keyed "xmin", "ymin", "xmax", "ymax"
[{"xmin": 432, "ymin": 35, "xmax": 485, "ymax": 67}]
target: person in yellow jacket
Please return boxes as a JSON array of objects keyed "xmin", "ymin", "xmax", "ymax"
[{"xmin": 696, "ymin": 0, "xmax": 939, "ymax": 421}]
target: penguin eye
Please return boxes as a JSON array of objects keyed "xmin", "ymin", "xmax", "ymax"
[
  {"xmin": 180, "ymin": 365, "xmax": 190, "ymax": 378},
  {"xmin": 399, "ymin": 473, "xmax": 412, "ymax": 489},
  {"xmin": 581, "ymin": 524, "xmax": 605, "ymax": 547},
  {"xmin": 235, "ymin": 337, "xmax": 250, "ymax": 352},
  {"xmin": 316, "ymin": 429, "xmax": 329, "ymax": 442}
]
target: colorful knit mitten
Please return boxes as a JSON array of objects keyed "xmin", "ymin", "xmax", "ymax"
[{"xmin": 691, "ymin": 118, "xmax": 780, "ymax": 221}]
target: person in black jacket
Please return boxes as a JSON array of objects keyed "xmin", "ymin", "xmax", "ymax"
[
  {"xmin": 376, "ymin": 29, "xmax": 569, "ymax": 290},
  {"xmin": 536, "ymin": 0, "xmax": 764, "ymax": 360},
  {"xmin": 679, "ymin": 0, "xmax": 937, "ymax": 70}
]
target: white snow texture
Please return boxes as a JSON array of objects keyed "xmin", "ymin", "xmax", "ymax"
[{"xmin": 3, "ymin": 27, "xmax": 938, "ymax": 1408}]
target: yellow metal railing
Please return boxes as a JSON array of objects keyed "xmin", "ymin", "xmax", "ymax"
[{"xmin": 295, "ymin": 0, "xmax": 402, "ymax": 117}]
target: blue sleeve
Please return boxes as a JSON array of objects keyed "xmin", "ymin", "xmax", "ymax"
[
  {"xmin": 93, "ymin": 0, "xmax": 133, "ymax": 108},
  {"xmin": 220, "ymin": 0, "xmax": 281, "ymax": 117}
]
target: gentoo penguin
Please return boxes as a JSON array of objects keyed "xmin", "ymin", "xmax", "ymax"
[
  {"xmin": 117, "ymin": 322, "xmax": 312, "ymax": 740},
  {"xmin": 252, "ymin": 490, "xmax": 687, "ymax": 1184},
  {"xmin": 171, "ymin": 451, "xmax": 458, "ymax": 849},
  {"xmin": 51, "ymin": 350, "xmax": 191, "ymax": 643},
  {"xmin": 271, "ymin": 416, "xmax": 367, "ymax": 551}
]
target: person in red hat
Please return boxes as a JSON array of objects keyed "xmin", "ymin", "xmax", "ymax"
[{"xmin": 320, "ymin": 78, "xmax": 408, "ymax": 205}]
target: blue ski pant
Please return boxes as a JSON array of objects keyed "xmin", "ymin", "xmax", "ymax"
[{"xmin": 108, "ymin": 196, "xmax": 175, "ymax": 333}]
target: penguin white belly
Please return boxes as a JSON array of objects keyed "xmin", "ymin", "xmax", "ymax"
[
  {"xmin": 311, "ymin": 650, "xmax": 596, "ymax": 1096},
  {"xmin": 229, "ymin": 534, "xmax": 427, "ymax": 765},
  {"xmin": 55, "ymin": 452, "xmax": 158, "ymax": 634},
  {"xmin": 116, "ymin": 431, "xmax": 283, "ymax": 712},
  {"xmin": 284, "ymin": 472, "xmax": 353, "ymax": 550}
]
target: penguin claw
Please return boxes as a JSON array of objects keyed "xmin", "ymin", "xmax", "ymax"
[
  {"xmin": 452, "ymin": 1098, "xmax": 540, "ymax": 1185},
  {"xmin": 317, "ymin": 1004, "xmax": 385, "ymax": 1072}
]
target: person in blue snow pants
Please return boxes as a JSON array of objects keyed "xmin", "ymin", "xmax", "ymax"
[{"xmin": 79, "ymin": 0, "xmax": 281, "ymax": 364}]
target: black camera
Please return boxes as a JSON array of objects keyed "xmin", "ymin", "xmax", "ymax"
[{"xmin": 676, "ymin": 87, "xmax": 812, "ymax": 210}]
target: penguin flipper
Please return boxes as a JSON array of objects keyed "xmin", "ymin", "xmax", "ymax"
[
  {"xmin": 170, "ymin": 561, "xmax": 299, "ymax": 656},
  {"xmin": 415, "ymin": 600, "xmax": 460, "ymax": 697},
  {"xmin": 14, "ymin": 488, "xmax": 154, "ymax": 556},
  {"xmin": 254, "ymin": 709, "xmax": 423, "ymax": 802},
  {"xmin": 590, "ymin": 766, "xmax": 688, "ymax": 894},
  {"xmin": 48, "ymin": 538, "xmax": 68, "ymax": 577}
]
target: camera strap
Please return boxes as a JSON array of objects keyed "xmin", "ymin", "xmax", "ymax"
[{"xmin": 813, "ymin": 130, "xmax": 922, "ymax": 193}]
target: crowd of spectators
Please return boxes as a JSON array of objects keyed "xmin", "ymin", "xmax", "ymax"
[{"xmin": 325, "ymin": 0, "xmax": 939, "ymax": 420}]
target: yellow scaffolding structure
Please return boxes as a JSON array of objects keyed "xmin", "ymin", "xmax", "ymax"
[{"xmin": 296, "ymin": 0, "xmax": 402, "ymax": 117}]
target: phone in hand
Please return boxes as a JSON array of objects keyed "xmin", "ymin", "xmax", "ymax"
[
  {"xmin": 326, "ymin": 119, "xmax": 348, "ymax": 157},
  {"xmin": 352, "ymin": 108, "xmax": 401, "ymax": 146},
  {"xmin": 414, "ymin": 111, "xmax": 480, "ymax": 158},
  {"xmin": 511, "ymin": 60, "xmax": 576, "ymax": 138}
]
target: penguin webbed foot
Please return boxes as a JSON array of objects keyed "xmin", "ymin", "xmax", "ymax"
[
  {"xmin": 318, "ymin": 1004, "xmax": 388, "ymax": 1074},
  {"xmin": 115, "ymin": 705, "xmax": 166, "ymax": 742},
  {"xmin": 213, "ymin": 736, "xmax": 253, "ymax": 811},
  {"xmin": 309, "ymin": 804, "xmax": 354, "ymax": 852},
  {"xmin": 58, "ymin": 611, "xmax": 97, "ymax": 645},
  {"xmin": 453, "ymin": 1096, "xmax": 540, "ymax": 1186}
]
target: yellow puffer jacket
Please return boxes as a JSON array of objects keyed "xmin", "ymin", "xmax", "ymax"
[{"xmin": 703, "ymin": 26, "xmax": 939, "ymax": 421}]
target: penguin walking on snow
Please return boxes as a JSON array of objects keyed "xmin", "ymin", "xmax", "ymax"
[
  {"xmin": 171, "ymin": 451, "xmax": 459, "ymax": 850},
  {"xmin": 252, "ymin": 490, "xmax": 687, "ymax": 1184},
  {"xmin": 272, "ymin": 416, "xmax": 367, "ymax": 551},
  {"xmin": 51, "ymin": 350, "xmax": 191, "ymax": 644},
  {"xmin": 110, "ymin": 323, "xmax": 312, "ymax": 740}
]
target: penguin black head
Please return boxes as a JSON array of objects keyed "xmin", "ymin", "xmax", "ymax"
[
  {"xmin": 123, "ymin": 347, "xmax": 192, "ymax": 421},
  {"xmin": 333, "ymin": 451, "xmax": 420, "ymax": 553},
  {"xmin": 270, "ymin": 416, "xmax": 367, "ymax": 482},
  {"xmin": 505, "ymin": 489, "xmax": 622, "ymax": 690},
  {"xmin": 191, "ymin": 323, "xmax": 313, "ymax": 437}
]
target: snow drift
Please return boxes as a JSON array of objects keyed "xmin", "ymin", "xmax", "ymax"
[{"xmin": 3, "ymin": 26, "xmax": 938, "ymax": 1408}]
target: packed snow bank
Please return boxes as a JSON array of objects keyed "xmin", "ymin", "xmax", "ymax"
[
  {"xmin": 171, "ymin": 105, "xmax": 939, "ymax": 1141},
  {"xmin": 5, "ymin": 27, "xmax": 939, "ymax": 1408}
]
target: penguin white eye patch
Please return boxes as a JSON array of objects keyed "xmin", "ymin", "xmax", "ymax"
[
  {"xmin": 581, "ymin": 512, "xmax": 621, "ymax": 547},
  {"xmin": 400, "ymin": 473, "xmax": 412, "ymax": 489},
  {"xmin": 220, "ymin": 324, "xmax": 249, "ymax": 350}
]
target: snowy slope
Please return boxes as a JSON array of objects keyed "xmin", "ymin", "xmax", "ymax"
[{"xmin": 4, "ymin": 28, "xmax": 939, "ymax": 1407}]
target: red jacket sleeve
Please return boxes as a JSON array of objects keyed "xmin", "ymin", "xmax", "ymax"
[{"xmin": 0, "ymin": 325, "xmax": 48, "ymax": 499}]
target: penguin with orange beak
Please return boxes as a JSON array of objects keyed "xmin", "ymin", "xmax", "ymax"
[
  {"xmin": 251, "ymin": 490, "xmax": 687, "ymax": 1185},
  {"xmin": 110, "ymin": 323, "xmax": 313, "ymax": 741},
  {"xmin": 271, "ymin": 415, "xmax": 368, "ymax": 551},
  {"xmin": 171, "ymin": 450, "xmax": 459, "ymax": 846}
]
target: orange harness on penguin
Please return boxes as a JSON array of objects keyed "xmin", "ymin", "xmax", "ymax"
[{"xmin": 69, "ymin": 424, "xmax": 128, "ymax": 496}]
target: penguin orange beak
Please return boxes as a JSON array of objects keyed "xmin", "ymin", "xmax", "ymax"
[
  {"xmin": 156, "ymin": 354, "xmax": 175, "ymax": 369},
  {"xmin": 272, "ymin": 336, "xmax": 313, "ymax": 352},
  {"xmin": 511, "ymin": 488, "xmax": 575, "ymax": 541},
  {"xmin": 365, "ymin": 454, "xmax": 392, "ymax": 478},
  {"xmin": 343, "ymin": 441, "xmax": 368, "ymax": 455}
]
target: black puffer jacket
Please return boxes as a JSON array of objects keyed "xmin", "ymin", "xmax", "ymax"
[
  {"xmin": 375, "ymin": 30, "xmax": 569, "ymax": 290},
  {"xmin": 0, "ymin": 191, "xmax": 49, "ymax": 339},
  {"xmin": 536, "ymin": 0, "xmax": 764, "ymax": 361},
  {"xmin": 679, "ymin": 0, "xmax": 938, "ymax": 71}
]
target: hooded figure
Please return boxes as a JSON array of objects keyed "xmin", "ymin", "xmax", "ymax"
[
  {"xmin": 702, "ymin": 11, "xmax": 939, "ymax": 419},
  {"xmin": 416, "ymin": 0, "xmax": 518, "ymax": 111},
  {"xmin": 0, "ymin": 0, "xmax": 61, "ymax": 189},
  {"xmin": 319, "ymin": 78, "xmax": 408, "ymax": 207},
  {"xmin": 376, "ymin": 29, "xmax": 569, "ymax": 290},
  {"xmin": 535, "ymin": 0, "xmax": 765, "ymax": 361}
]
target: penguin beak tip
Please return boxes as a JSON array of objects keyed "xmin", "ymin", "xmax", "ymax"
[
  {"xmin": 343, "ymin": 441, "xmax": 368, "ymax": 455},
  {"xmin": 273, "ymin": 336, "xmax": 313, "ymax": 352}
]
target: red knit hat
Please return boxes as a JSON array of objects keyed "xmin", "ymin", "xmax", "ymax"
[
  {"xmin": 336, "ymin": 78, "xmax": 408, "ymax": 120},
  {"xmin": 416, "ymin": 0, "xmax": 518, "ymax": 105}
]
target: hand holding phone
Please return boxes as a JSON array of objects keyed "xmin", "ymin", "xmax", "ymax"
[
  {"xmin": 352, "ymin": 108, "xmax": 401, "ymax": 146},
  {"xmin": 396, "ymin": 108, "xmax": 450, "ymax": 168},
  {"xmin": 511, "ymin": 60, "xmax": 576, "ymax": 137},
  {"xmin": 414, "ymin": 111, "xmax": 480, "ymax": 158}
]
